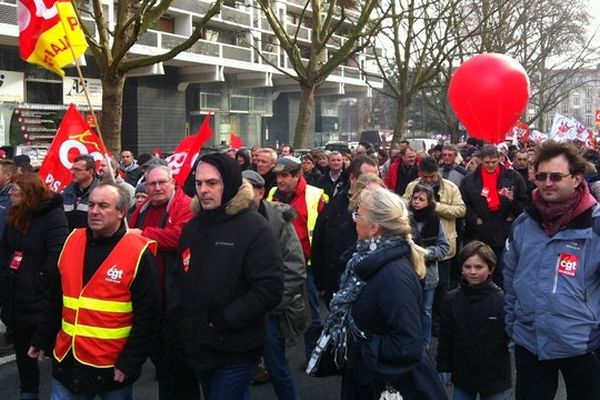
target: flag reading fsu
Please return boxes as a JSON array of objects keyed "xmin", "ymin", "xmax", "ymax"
[
  {"xmin": 166, "ymin": 114, "xmax": 213, "ymax": 186},
  {"xmin": 39, "ymin": 104, "xmax": 107, "ymax": 192},
  {"xmin": 18, "ymin": 0, "xmax": 88, "ymax": 76}
]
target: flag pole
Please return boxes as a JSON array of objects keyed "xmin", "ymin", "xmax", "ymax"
[{"xmin": 58, "ymin": 6, "xmax": 129, "ymax": 228}]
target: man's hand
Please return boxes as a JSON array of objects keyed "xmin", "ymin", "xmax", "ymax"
[
  {"xmin": 476, "ymin": 217, "xmax": 483, "ymax": 225},
  {"xmin": 114, "ymin": 368, "xmax": 127, "ymax": 383},
  {"xmin": 128, "ymin": 228, "xmax": 143, "ymax": 236},
  {"xmin": 499, "ymin": 187, "xmax": 514, "ymax": 201},
  {"xmin": 27, "ymin": 346, "xmax": 47, "ymax": 361}
]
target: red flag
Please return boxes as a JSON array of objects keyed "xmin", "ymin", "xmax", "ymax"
[
  {"xmin": 230, "ymin": 133, "xmax": 244, "ymax": 149},
  {"xmin": 166, "ymin": 114, "xmax": 213, "ymax": 186},
  {"xmin": 39, "ymin": 104, "xmax": 107, "ymax": 192}
]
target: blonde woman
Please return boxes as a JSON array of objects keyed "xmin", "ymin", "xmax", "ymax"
[{"xmin": 308, "ymin": 188, "xmax": 447, "ymax": 399}]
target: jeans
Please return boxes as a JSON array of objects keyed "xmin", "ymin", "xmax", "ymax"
[
  {"xmin": 454, "ymin": 386, "xmax": 505, "ymax": 400},
  {"xmin": 263, "ymin": 319, "xmax": 301, "ymax": 400},
  {"xmin": 514, "ymin": 345, "xmax": 600, "ymax": 400},
  {"xmin": 304, "ymin": 269, "xmax": 323, "ymax": 359},
  {"xmin": 14, "ymin": 326, "xmax": 39, "ymax": 399},
  {"xmin": 50, "ymin": 379, "xmax": 133, "ymax": 400},
  {"xmin": 197, "ymin": 362, "xmax": 257, "ymax": 400},
  {"xmin": 421, "ymin": 287, "xmax": 435, "ymax": 345}
]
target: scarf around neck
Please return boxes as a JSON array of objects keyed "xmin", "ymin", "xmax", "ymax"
[
  {"xmin": 306, "ymin": 235, "xmax": 404, "ymax": 374},
  {"xmin": 533, "ymin": 181, "xmax": 596, "ymax": 236},
  {"xmin": 480, "ymin": 167, "xmax": 501, "ymax": 211}
]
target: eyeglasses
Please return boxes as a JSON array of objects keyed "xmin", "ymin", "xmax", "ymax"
[
  {"xmin": 146, "ymin": 179, "xmax": 172, "ymax": 188},
  {"xmin": 70, "ymin": 167, "xmax": 88, "ymax": 172},
  {"xmin": 534, "ymin": 172, "xmax": 571, "ymax": 182},
  {"xmin": 352, "ymin": 211, "xmax": 367, "ymax": 222}
]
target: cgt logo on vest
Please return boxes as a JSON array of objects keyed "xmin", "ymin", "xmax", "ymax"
[{"xmin": 106, "ymin": 265, "xmax": 124, "ymax": 283}]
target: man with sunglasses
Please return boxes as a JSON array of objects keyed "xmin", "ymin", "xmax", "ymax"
[{"xmin": 504, "ymin": 140, "xmax": 600, "ymax": 400}]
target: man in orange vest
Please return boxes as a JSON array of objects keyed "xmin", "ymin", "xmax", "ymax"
[{"xmin": 28, "ymin": 182, "xmax": 160, "ymax": 399}]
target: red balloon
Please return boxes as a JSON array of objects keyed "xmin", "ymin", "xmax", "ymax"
[{"xmin": 448, "ymin": 53, "xmax": 530, "ymax": 144}]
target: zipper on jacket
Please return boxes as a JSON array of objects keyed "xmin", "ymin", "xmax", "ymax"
[{"xmin": 552, "ymin": 256, "xmax": 560, "ymax": 294}]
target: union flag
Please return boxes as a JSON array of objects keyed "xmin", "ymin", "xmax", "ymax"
[{"xmin": 18, "ymin": 0, "xmax": 88, "ymax": 76}]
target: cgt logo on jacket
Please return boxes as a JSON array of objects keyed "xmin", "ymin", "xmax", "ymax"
[{"xmin": 105, "ymin": 265, "xmax": 124, "ymax": 283}]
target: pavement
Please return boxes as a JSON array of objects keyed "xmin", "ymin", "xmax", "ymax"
[{"xmin": 0, "ymin": 315, "xmax": 568, "ymax": 399}]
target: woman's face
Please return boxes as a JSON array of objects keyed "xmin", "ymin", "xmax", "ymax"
[
  {"xmin": 462, "ymin": 254, "xmax": 493, "ymax": 285},
  {"xmin": 9, "ymin": 184, "xmax": 22, "ymax": 206},
  {"xmin": 353, "ymin": 206, "xmax": 379, "ymax": 240},
  {"xmin": 342, "ymin": 155, "xmax": 351, "ymax": 169},
  {"xmin": 135, "ymin": 192, "xmax": 148, "ymax": 208},
  {"xmin": 411, "ymin": 191, "xmax": 429, "ymax": 210}
]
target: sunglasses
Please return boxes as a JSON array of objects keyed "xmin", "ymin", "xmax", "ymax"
[{"xmin": 534, "ymin": 172, "xmax": 571, "ymax": 182}]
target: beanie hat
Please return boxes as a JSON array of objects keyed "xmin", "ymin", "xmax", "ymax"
[{"xmin": 195, "ymin": 153, "xmax": 242, "ymax": 207}]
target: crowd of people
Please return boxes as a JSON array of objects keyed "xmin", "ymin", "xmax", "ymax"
[{"xmin": 0, "ymin": 135, "xmax": 599, "ymax": 400}]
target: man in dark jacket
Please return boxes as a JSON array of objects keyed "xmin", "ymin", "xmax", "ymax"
[
  {"xmin": 385, "ymin": 147, "xmax": 419, "ymax": 196},
  {"xmin": 169, "ymin": 153, "xmax": 283, "ymax": 400},
  {"xmin": 61, "ymin": 155, "xmax": 99, "ymax": 231},
  {"xmin": 29, "ymin": 183, "xmax": 160, "ymax": 398},
  {"xmin": 460, "ymin": 146, "xmax": 529, "ymax": 288},
  {"xmin": 119, "ymin": 150, "xmax": 144, "ymax": 187},
  {"xmin": 243, "ymin": 169, "xmax": 307, "ymax": 400},
  {"xmin": 311, "ymin": 156, "xmax": 379, "ymax": 305}
]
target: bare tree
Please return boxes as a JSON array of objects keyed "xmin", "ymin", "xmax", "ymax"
[
  {"xmin": 75, "ymin": 0, "xmax": 223, "ymax": 151},
  {"xmin": 369, "ymin": 0, "xmax": 477, "ymax": 143},
  {"xmin": 255, "ymin": 0, "xmax": 384, "ymax": 148}
]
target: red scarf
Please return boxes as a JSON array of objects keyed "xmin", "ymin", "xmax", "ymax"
[{"xmin": 481, "ymin": 167, "xmax": 501, "ymax": 211}]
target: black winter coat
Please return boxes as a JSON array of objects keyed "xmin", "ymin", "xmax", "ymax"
[
  {"xmin": 436, "ymin": 279, "xmax": 511, "ymax": 394},
  {"xmin": 311, "ymin": 190, "xmax": 356, "ymax": 299},
  {"xmin": 169, "ymin": 182, "xmax": 284, "ymax": 372},
  {"xmin": 344, "ymin": 242, "xmax": 447, "ymax": 400},
  {"xmin": 459, "ymin": 165, "xmax": 528, "ymax": 248},
  {"xmin": 0, "ymin": 195, "xmax": 68, "ymax": 329}
]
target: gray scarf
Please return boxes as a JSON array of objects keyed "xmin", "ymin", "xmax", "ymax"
[{"xmin": 307, "ymin": 235, "xmax": 404, "ymax": 374}]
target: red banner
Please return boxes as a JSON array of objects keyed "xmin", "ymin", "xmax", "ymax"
[
  {"xmin": 166, "ymin": 114, "xmax": 213, "ymax": 186},
  {"xmin": 38, "ymin": 104, "xmax": 107, "ymax": 192}
]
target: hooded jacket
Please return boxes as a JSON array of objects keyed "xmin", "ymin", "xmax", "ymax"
[{"xmin": 169, "ymin": 180, "xmax": 284, "ymax": 371}]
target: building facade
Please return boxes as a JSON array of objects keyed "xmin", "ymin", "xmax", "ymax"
[{"xmin": 0, "ymin": 0, "xmax": 383, "ymax": 154}]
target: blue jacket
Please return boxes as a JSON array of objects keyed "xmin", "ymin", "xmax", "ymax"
[{"xmin": 503, "ymin": 204, "xmax": 600, "ymax": 360}]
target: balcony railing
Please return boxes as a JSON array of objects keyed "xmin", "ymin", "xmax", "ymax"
[
  {"xmin": 171, "ymin": 0, "xmax": 213, "ymax": 15},
  {"xmin": 221, "ymin": 5, "xmax": 251, "ymax": 26}
]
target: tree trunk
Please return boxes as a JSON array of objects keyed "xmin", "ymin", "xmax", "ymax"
[
  {"xmin": 293, "ymin": 84, "xmax": 317, "ymax": 149},
  {"xmin": 391, "ymin": 100, "xmax": 408, "ymax": 143},
  {"xmin": 99, "ymin": 72, "xmax": 126, "ymax": 153}
]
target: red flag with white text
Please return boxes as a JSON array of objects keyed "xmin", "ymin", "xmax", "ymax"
[
  {"xmin": 38, "ymin": 104, "xmax": 107, "ymax": 192},
  {"xmin": 166, "ymin": 114, "xmax": 213, "ymax": 186}
]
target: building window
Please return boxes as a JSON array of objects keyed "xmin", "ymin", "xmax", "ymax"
[
  {"xmin": 231, "ymin": 95, "xmax": 250, "ymax": 112},
  {"xmin": 585, "ymin": 115, "xmax": 592, "ymax": 126},
  {"xmin": 572, "ymin": 93, "xmax": 580, "ymax": 108},
  {"xmin": 586, "ymin": 102, "xmax": 592, "ymax": 113},
  {"xmin": 159, "ymin": 17, "xmax": 175, "ymax": 33},
  {"xmin": 586, "ymin": 88, "xmax": 592, "ymax": 98},
  {"xmin": 561, "ymin": 101, "xmax": 569, "ymax": 113},
  {"xmin": 199, "ymin": 92, "xmax": 221, "ymax": 110}
]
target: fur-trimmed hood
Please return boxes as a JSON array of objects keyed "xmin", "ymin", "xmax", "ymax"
[{"xmin": 190, "ymin": 179, "xmax": 255, "ymax": 216}]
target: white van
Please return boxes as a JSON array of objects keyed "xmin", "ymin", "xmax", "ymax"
[{"xmin": 406, "ymin": 138, "xmax": 440, "ymax": 153}]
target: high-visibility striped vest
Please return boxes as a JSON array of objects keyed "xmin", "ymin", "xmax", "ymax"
[
  {"xmin": 267, "ymin": 184, "xmax": 326, "ymax": 245},
  {"xmin": 53, "ymin": 229, "xmax": 157, "ymax": 368}
]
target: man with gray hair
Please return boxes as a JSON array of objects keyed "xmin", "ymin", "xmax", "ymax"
[
  {"xmin": 128, "ymin": 164, "xmax": 196, "ymax": 399},
  {"xmin": 28, "ymin": 182, "xmax": 160, "ymax": 399},
  {"xmin": 255, "ymin": 148, "xmax": 278, "ymax": 196}
]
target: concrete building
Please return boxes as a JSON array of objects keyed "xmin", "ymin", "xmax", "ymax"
[{"xmin": 0, "ymin": 0, "xmax": 383, "ymax": 154}]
